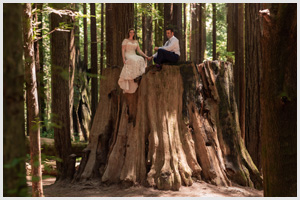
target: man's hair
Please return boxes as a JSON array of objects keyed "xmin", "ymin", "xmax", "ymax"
[{"xmin": 165, "ymin": 27, "xmax": 174, "ymax": 33}]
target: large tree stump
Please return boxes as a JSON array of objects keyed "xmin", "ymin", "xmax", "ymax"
[{"xmin": 75, "ymin": 61, "xmax": 262, "ymax": 191}]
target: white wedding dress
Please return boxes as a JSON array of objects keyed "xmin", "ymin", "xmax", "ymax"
[{"xmin": 118, "ymin": 39, "xmax": 146, "ymax": 93}]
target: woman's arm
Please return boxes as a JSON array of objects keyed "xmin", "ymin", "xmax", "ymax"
[
  {"xmin": 122, "ymin": 44, "xmax": 126, "ymax": 64},
  {"xmin": 136, "ymin": 43, "xmax": 148, "ymax": 58}
]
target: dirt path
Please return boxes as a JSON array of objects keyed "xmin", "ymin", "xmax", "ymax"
[{"xmin": 28, "ymin": 177, "xmax": 263, "ymax": 197}]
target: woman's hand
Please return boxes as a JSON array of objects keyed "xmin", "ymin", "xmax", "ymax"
[{"xmin": 123, "ymin": 58, "xmax": 126, "ymax": 64}]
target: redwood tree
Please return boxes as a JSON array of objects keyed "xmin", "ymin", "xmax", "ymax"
[
  {"xmin": 83, "ymin": 3, "xmax": 88, "ymax": 70},
  {"xmin": 106, "ymin": 3, "xmax": 134, "ymax": 67},
  {"xmin": 23, "ymin": 3, "xmax": 43, "ymax": 196},
  {"xmin": 172, "ymin": 3, "xmax": 183, "ymax": 61},
  {"xmin": 142, "ymin": 3, "xmax": 153, "ymax": 66},
  {"xmin": 199, "ymin": 3, "xmax": 206, "ymax": 63},
  {"xmin": 260, "ymin": 3, "xmax": 297, "ymax": 196},
  {"xmin": 50, "ymin": 3, "xmax": 75, "ymax": 181},
  {"xmin": 164, "ymin": 3, "xmax": 172, "ymax": 43},
  {"xmin": 233, "ymin": 3, "xmax": 245, "ymax": 142},
  {"xmin": 183, "ymin": 3, "xmax": 187, "ymax": 61},
  {"xmin": 155, "ymin": 3, "xmax": 163, "ymax": 47},
  {"xmin": 4, "ymin": 3, "xmax": 27, "ymax": 196},
  {"xmin": 244, "ymin": 3, "xmax": 263, "ymax": 172},
  {"xmin": 190, "ymin": 3, "xmax": 198, "ymax": 63},
  {"xmin": 212, "ymin": 3, "xmax": 217, "ymax": 60},
  {"xmin": 100, "ymin": 3, "xmax": 104, "ymax": 76},
  {"xmin": 226, "ymin": 3, "xmax": 235, "ymax": 53},
  {"xmin": 33, "ymin": 3, "xmax": 46, "ymax": 134},
  {"xmin": 90, "ymin": 3, "xmax": 98, "ymax": 120}
]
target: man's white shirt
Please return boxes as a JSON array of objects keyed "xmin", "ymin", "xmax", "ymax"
[{"xmin": 153, "ymin": 36, "xmax": 180, "ymax": 58}]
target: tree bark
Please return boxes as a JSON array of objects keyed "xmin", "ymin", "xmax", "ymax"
[
  {"xmin": 172, "ymin": 4, "xmax": 183, "ymax": 61},
  {"xmin": 3, "ymin": 3, "xmax": 28, "ymax": 197},
  {"xmin": 33, "ymin": 3, "xmax": 46, "ymax": 134},
  {"xmin": 142, "ymin": 3, "xmax": 153, "ymax": 66},
  {"xmin": 164, "ymin": 3, "xmax": 172, "ymax": 43},
  {"xmin": 75, "ymin": 61, "xmax": 262, "ymax": 191},
  {"xmin": 155, "ymin": 3, "xmax": 163, "ymax": 47},
  {"xmin": 226, "ymin": 4, "xmax": 235, "ymax": 53},
  {"xmin": 199, "ymin": 3, "xmax": 206, "ymax": 63},
  {"xmin": 244, "ymin": 3, "xmax": 263, "ymax": 172},
  {"xmin": 50, "ymin": 3, "xmax": 75, "ymax": 181},
  {"xmin": 100, "ymin": 3, "xmax": 104, "ymax": 76},
  {"xmin": 90, "ymin": 3, "xmax": 98, "ymax": 121},
  {"xmin": 83, "ymin": 3, "xmax": 88, "ymax": 71},
  {"xmin": 23, "ymin": 3, "xmax": 43, "ymax": 196},
  {"xmin": 212, "ymin": 3, "xmax": 217, "ymax": 60},
  {"xmin": 260, "ymin": 3, "xmax": 297, "ymax": 197},
  {"xmin": 72, "ymin": 3, "xmax": 86, "ymax": 142},
  {"xmin": 234, "ymin": 3, "xmax": 245, "ymax": 142},
  {"xmin": 183, "ymin": 3, "xmax": 187, "ymax": 61},
  {"xmin": 106, "ymin": 3, "xmax": 134, "ymax": 68},
  {"xmin": 190, "ymin": 3, "xmax": 198, "ymax": 64}
]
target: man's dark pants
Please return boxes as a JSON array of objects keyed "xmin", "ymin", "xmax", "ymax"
[{"xmin": 154, "ymin": 49, "xmax": 179, "ymax": 64}]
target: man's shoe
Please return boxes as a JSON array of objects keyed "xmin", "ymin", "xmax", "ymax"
[{"xmin": 155, "ymin": 64, "xmax": 162, "ymax": 71}]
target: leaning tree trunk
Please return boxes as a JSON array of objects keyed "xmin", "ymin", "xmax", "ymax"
[{"xmin": 75, "ymin": 61, "xmax": 262, "ymax": 191}]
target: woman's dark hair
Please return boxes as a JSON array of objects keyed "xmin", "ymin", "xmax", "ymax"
[{"xmin": 127, "ymin": 28, "xmax": 136, "ymax": 40}]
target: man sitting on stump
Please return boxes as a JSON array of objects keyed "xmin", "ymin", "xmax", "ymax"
[{"xmin": 148, "ymin": 28, "xmax": 180, "ymax": 69}]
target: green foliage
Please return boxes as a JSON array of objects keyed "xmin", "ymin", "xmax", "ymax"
[
  {"xmin": 41, "ymin": 129, "xmax": 54, "ymax": 138},
  {"xmin": 206, "ymin": 3, "xmax": 229, "ymax": 61},
  {"xmin": 4, "ymin": 158, "xmax": 24, "ymax": 169}
]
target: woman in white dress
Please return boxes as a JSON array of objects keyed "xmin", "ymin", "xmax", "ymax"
[{"xmin": 118, "ymin": 28, "xmax": 149, "ymax": 93}]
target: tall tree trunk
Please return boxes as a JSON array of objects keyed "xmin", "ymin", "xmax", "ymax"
[
  {"xmin": 134, "ymin": 4, "xmax": 138, "ymax": 32},
  {"xmin": 183, "ymin": 3, "xmax": 187, "ymax": 61},
  {"xmin": 90, "ymin": 3, "xmax": 98, "ymax": 121},
  {"xmin": 244, "ymin": 3, "xmax": 263, "ymax": 172},
  {"xmin": 142, "ymin": 3, "xmax": 153, "ymax": 66},
  {"xmin": 83, "ymin": 3, "xmax": 88, "ymax": 71},
  {"xmin": 100, "ymin": 3, "xmax": 104, "ymax": 76},
  {"xmin": 195, "ymin": 4, "xmax": 200, "ymax": 63},
  {"xmin": 172, "ymin": 3, "xmax": 183, "ymax": 61},
  {"xmin": 164, "ymin": 3, "xmax": 172, "ymax": 43},
  {"xmin": 155, "ymin": 3, "xmax": 163, "ymax": 47},
  {"xmin": 106, "ymin": 3, "xmax": 134, "ymax": 67},
  {"xmin": 73, "ymin": 3, "xmax": 85, "ymax": 141},
  {"xmin": 226, "ymin": 4, "xmax": 235, "ymax": 53},
  {"xmin": 235, "ymin": 3, "xmax": 245, "ymax": 142},
  {"xmin": 50, "ymin": 3, "xmax": 75, "ymax": 181},
  {"xmin": 23, "ymin": 3, "xmax": 43, "ymax": 196},
  {"xmin": 33, "ymin": 3, "xmax": 46, "ymax": 134},
  {"xmin": 190, "ymin": 3, "xmax": 198, "ymax": 63},
  {"xmin": 212, "ymin": 3, "xmax": 217, "ymax": 60},
  {"xmin": 232, "ymin": 3, "xmax": 245, "ymax": 142},
  {"xmin": 3, "ymin": 3, "xmax": 28, "ymax": 197},
  {"xmin": 199, "ymin": 3, "xmax": 206, "ymax": 63},
  {"xmin": 260, "ymin": 3, "xmax": 297, "ymax": 197}
]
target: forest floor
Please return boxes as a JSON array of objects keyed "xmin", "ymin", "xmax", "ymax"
[
  {"xmin": 27, "ymin": 175, "xmax": 263, "ymax": 197},
  {"xmin": 26, "ymin": 137, "xmax": 263, "ymax": 197}
]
